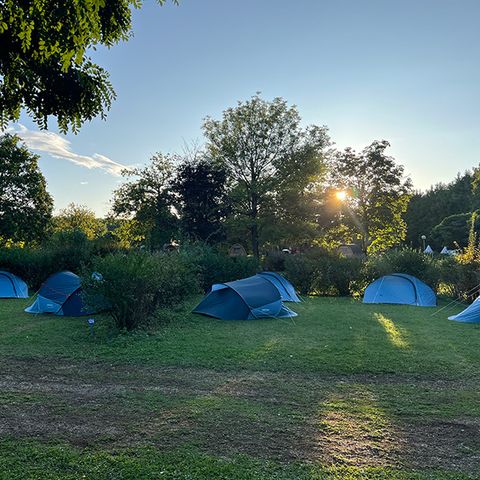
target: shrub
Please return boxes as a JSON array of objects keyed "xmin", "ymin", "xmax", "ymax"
[
  {"xmin": 0, "ymin": 231, "xmax": 126, "ymax": 291},
  {"xmin": 328, "ymin": 256, "xmax": 364, "ymax": 296},
  {"xmin": 83, "ymin": 252, "xmax": 198, "ymax": 331},
  {"xmin": 362, "ymin": 249, "xmax": 437, "ymax": 287},
  {"xmin": 42, "ymin": 229, "xmax": 93, "ymax": 274},
  {"xmin": 263, "ymin": 251, "xmax": 286, "ymax": 271},
  {"xmin": 361, "ymin": 248, "xmax": 480, "ymax": 299},
  {"xmin": 446, "ymin": 257, "xmax": 480, "ymax": 299},
  {"xmin": 284, "ymin": 253, "xmax": 317, "ymax": 295},
  {"xmin": 0, "ymin": 247, "xmax": 52, "ymax": 290},
  {"xmin": 179, "ymin": 243, "xmax": 259, "ymax": 291},
  {"xmin": 283, "ymin": 248, "xmax": 363, "ymax": 296}
]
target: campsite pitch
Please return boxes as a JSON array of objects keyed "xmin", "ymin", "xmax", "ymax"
[{"xmin": 0, "ymin": 297, "xmax": 479, "ymax": 479}]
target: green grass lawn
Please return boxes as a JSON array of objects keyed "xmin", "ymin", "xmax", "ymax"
[{"xmin": 0, "ymin": 296, "xmax": 479, "ymax": 479}]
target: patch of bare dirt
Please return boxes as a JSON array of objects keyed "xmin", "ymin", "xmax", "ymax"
[{"xmin": 0, "ymin": 356, "xmax": 479, "ymax": 473}]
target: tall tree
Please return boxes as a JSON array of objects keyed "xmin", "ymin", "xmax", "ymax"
[
  {"xmin": 0, "ymin": 0, "xmax": 177, "ymax": 133},
  {"xmin": 0, "ymin": 133, "xmax": 53, "ymax": 245},
  {"xmin": 111, "ymin": 154, "xmax": 177, "ymax": 249},
  {"xmin": 405, "ymin": 172, "xmax": 474, "ymax": 247},
  {"xmin": 173, "ymin": 156, "xmax": 229, "ymax": 243},
  {"xmin": 203, "ymin": 94, "xmax": 329, "ymax": 257},
  {"xmin": 331, "ymin": 140, "xmax": 412, "ymax": 252},
  {"xmin": 53, "ymin": 203, "xmax": 106, "ymax": 240}
]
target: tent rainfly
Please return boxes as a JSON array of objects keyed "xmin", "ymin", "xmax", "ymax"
[
  {"xmin": 363, "ymin": 273, "xmax": 437, "ymax": 307},
  {"xmin": 448, "ymin": 296, "xmax": 480, "ymax": 323},
  {"xmin": 256, "ymin": 272, "xmax": 301, "ymax": 302},
  {"xmin": 0, "ymin": 271, "xmax": 28, "ymax": 298},
  {"xmin": 25, "ymin": 271, "xmax": 93, "ymax": 316},
  {"xmin": 193, "ymin": 275, "xmax": 297, "ymax": 320}
]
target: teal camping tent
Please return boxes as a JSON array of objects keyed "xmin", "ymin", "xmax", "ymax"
[
  {"xmin": 449, "ymin": 297, "xmax": 480, "ymax": 323},
  {"xmin": 194, "ymin": 275, "xmax": 297, "ymax": 320},
  {"xmin": 25, "ymin": 271, "xmax": 93, "ymax": 316},
  {"xmin": 257, "ymin": 272, "xmax": 301, "ymax": 302},
  {"xmin": 363, "ymin": 273, "xmax": 436, "ymax": 306},
  {"xmin": 0, "ymin": 271, "xmax": 28, "ymax": 298}
]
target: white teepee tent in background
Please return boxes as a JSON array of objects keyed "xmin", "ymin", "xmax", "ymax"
[
  {"xmin": 424, "ymin": 245, "xmax": 434, "ymax": 254},
  {"xmin": 440, "ymin": 246, "xmax": 449, "ymax": 254}
]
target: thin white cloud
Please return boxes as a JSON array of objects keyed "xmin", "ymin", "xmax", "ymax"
[
  {"xmin": 80, "ymin": 181, "xmax": 89, "ymax": 185},
  {"xmin": 8, "ymin": 125, "xmax": 129, "ymax": 176}
]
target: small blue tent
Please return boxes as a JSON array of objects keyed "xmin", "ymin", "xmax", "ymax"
[
  {"xmin": 449, "ymin": 297, "xmax": 480, "ymax": 323},
  {"xmin": 25, "ymin": 271, "xmax": 92, "ymax": 316},
  {"xmin": 194, "ymin": 275, "xmax": 297, "ymax": 320},
  {"xmin": 257, "ymin": 272, "xmax": 301, "ymax": 303},
  {"xmin": 0, "ymin": 271, "xmax": 28, "ymax": 298},
  {"xmin": 363, "ymin": 273, "xmax": 436, "ymax": 307}
]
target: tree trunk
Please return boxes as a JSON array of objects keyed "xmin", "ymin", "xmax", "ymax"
[
  {"xmin": 250, "ymin": 190, "xmax": 260, "ymax": 259},
  {"xmin": 251, "ymin": 222, "xmax": 259, "ymax": 259}
]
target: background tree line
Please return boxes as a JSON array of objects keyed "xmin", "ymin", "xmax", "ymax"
[
  {"xmin": 405, "ymin": 169, "xmax": 480, "ymax": 249},
  {"xmin": 3, "ymin": 93, "xmax": 477, "ymax": 256}
]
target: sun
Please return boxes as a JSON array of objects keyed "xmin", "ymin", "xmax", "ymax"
[{"xmin": 335, "ymin": 190, "xmax": 347, "ymax": 201}]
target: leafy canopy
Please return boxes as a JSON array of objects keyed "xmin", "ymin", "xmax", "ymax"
[
  {"xmin": 204, "ymin": 94, "xmax": 329, "ymax": 256},
  {"xmin": 53, "ymin": 203, "xmax": 106, "ymax": 240},
  {"xmin": 0, "ymin": 133, "xmax": 53, "ymax": 245},
  {"xmin": 173, "ymin": 155, "xmax": 230, "ymax": 243},
  {"xmin": 0, "ymin": 0, "xmax": 177, "ymax": 133},
  {"xmin": 111, "ymin": 154, "xmax": 178, "ymax": 249},
  {"xmin": 330, "ymin": 140, "xmax": 412, "ymax": 252}
]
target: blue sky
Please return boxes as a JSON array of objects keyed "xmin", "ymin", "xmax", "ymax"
[{"xmin": 10, "ymin": 0, "xmax": 480, "ymax": 215}]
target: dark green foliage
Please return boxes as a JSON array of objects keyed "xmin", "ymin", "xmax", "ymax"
[
  {"xmin": 430, "ymin": 211, "xmax": 480, "ymax": 249},
  {"xmin": 204, "ymin": 94, "xmax": 329, "ymax": 257},
  {"xmin": 284, "ymin": 249, "xmax": 363, "ymax": 296},
  {"xmin": 362, "ymin": 249, "xmax": 437, "ymax": 286},
  {"xmin": 0, "ymin": 0, "xmax": 177, "ymax": 132},
  {"xmin": 263, "ymin": 251, "xmax": 287, "ymax": 271},
  {"xmin": 179, "ymin": 243, "xmax": 259, "ymax": 291},
  {"xmin": 0, "ymin": 229, "xmax": 131, "ymax": 290},
  {"xmin": 405, "ymin": 173, "xmax": 475, "ymax": 248},
  {"xmin": 444, "ymin": 260, "xmax": 480, "ymax": 299},
  {"xmin": 362, "ymin": 248, "xmax": 480, "ymax": 299},
  {"xmin": 0, "ymin": 231, "xmax": 94, "ymax": 289},
  {"xmin": 0, "ymin": 134, "xmax": 53, "ymax": 245},
  {"xmin": 43, "ymin": 229, "xmax": 93, "ymax": 272},
  {"xmin": 173, "ymin": 157, "xmax": 230, "ymax": 243},
  {"xmin": 284, "ymin": 253, "xmax": 318, "ymax": 295},
  {"xmin": 83, "ymin": 252, "xmax": 197, "ymax": 331},
  {"xmin": 111, "ymin": 154, "xmax": 178, "ymax": 249},
  {"xmin": 0, "ymin": 247, "xmax": 51, "ymax": 291},
  {"xmin": 329, "ymin": 140, "xmax": 412, "ymax": 253}
]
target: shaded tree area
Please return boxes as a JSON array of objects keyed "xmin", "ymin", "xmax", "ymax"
[
  {"xmin": 405, "ymin": 172, "xmax": 476, "ymax": 249},
  {"xmin": 172, "ymin": 157, "xmax": 230, "ymax": 243},
  {"xmin": 325, "ymin": 141, "xmax": 412, "ymax": 253},
  {"xmin": 0, "ymin": 134, "xmax": 53, "ymax": 246},
  {"xmin": 204, "ymin": 95, "xmax": 330, "ymax": 257},
  {"xmin": 0, "ymin": 94, "xmax": 419, "ymax": 256},
  {"xmin": 111, "ymin": 154, "xmax": 178, "ymax": 250}
]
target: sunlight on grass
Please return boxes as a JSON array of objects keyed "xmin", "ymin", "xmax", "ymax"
[
  {"xmin": 316, "ymin": 384, "xmax": 403, "ymax": 466},
  {"xmin": 374, "ymin": 313, "xmax": 409, "ymax": 350},
  {"xmin": 248, "ymin": 337, "xmax": 282, "ymax": 360}
]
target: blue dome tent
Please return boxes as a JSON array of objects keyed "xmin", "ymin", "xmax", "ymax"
[
  {"xmin": 257, "ymin": 272, "xmax": 301, "ymax": 303},
  {"xmin": 25, "ymin": 271, "xmax": 93, "ymax": 316},
  {"xmin": 0, "ymin": 271, "xmax": 28, "ymax": 298},
  {"xmin": 194, "ymin": 275, "xmax": 297, "ymax": 320},
  {"xmin": 363, "ymin": 273, "xmax": 436, "ymax": 307},
  {"xmin": 449, "ymin": 297, "xmax": 480, "ymax": 323}
]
